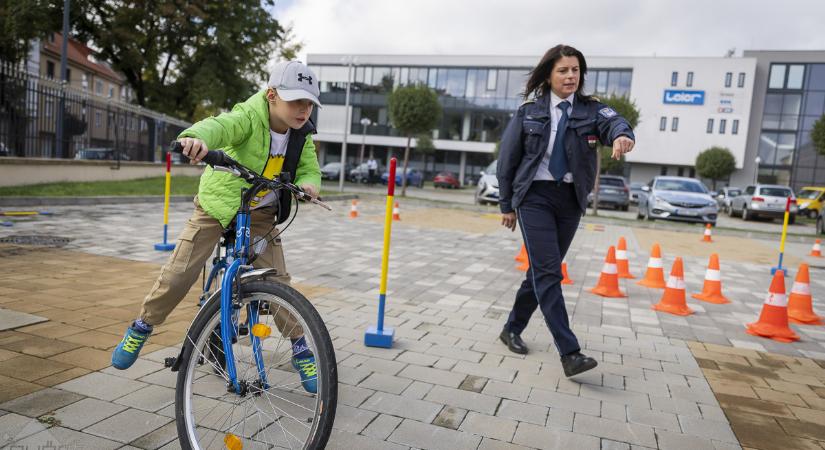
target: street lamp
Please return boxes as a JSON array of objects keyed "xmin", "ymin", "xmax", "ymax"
[
  {"xmin": 359, "ymin": 117, "xmax": 372, "ymax": 165},
  {"xmin": 338, "ymin": 56, "xmax": 358, "ymax": 192},
  {"xmin": 754, "ymin": 156, "xmax": 762, "ymax": 184}
]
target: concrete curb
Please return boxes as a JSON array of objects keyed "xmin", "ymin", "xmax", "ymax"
[{"xmin": 0, "ymin": 194, "xmax": 359, "ymax": 207}]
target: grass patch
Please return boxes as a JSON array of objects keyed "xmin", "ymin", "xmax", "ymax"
[{"xmin": 0, "ymin": 176, "xmax": 201, "ymax": 197}]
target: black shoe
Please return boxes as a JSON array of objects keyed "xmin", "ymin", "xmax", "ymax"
[
  {"xmin": 499, "ymin": 329, "xmax": 528, "ymax": 355},
  {"xmin": 561, "ymin": 352, "xmax": 598, "ymax": 377}
]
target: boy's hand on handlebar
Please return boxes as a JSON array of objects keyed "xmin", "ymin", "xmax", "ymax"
[
  {"xmin": 299, "ymin": 184, "xmax": 319, "ymax": 199},
  {"xmin": 179, "ymin": 138, "xmax": 209, "ymax": 164}
]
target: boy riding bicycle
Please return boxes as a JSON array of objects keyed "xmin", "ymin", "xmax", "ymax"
[{"xmin": 112, "ymin": 61, "xmax": 323, "ymax": 393}]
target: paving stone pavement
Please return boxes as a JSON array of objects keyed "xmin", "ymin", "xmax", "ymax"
[{"xmin": 0, "ymin": 199, "xmax": 824, "ymax": 449}]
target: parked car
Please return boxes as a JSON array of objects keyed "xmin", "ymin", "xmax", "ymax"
[
  {"xmin": 629, "ymin": 182, "xmax": 646, "ymax": 205},
  {"xmin": 729, "ymin": 184, "xmax": 798, "ymax": 224},
  {"xmin": 74, "ymin": 147, "xmax": 130, "ymax": 161},
  {"xmin": 587, "ymin": 175, "xmax": 630, "ymax": 211},
  {"xmin": 475, "ymin": 160, "xmax": 499, "ymax": 205},
  {"xmin": 818, "ymin": 213, "xmax": 825, "ymax": 235},
  {"xmin": 349, "ymin": 162, "xmax": 383, "ymax": 183},
  {"xmin": 715, "ymin": 186, "xmax": 742, "ymax": 213},
  {"xmin": 382, "ymin": 168, "xmax": 424, "ymax": 188},
  {"xmin": 433, "ymin": 171, "xmax": 461, "ymax": 189},
  {"xmin": 636, "ymin": 176, "xmax": 718, "ymax": 225},
  {"xmin": 320, "ymin": 162, "xmax": 352, "ymax": 181},
  {"xmin": 796, "ymin": 186, "xmax": 825, "ymax": 219}
]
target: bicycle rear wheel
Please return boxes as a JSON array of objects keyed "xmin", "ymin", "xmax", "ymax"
[{"xmin": 175, "ymin": 280, "xmax": 337, "ymax": 450}]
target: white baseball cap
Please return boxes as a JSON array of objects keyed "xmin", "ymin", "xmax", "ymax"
[{"xmin": 268, "ymin": 60, "xmax": 322, "ymax": 108}]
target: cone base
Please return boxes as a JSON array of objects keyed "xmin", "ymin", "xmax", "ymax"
[
  {"xmin": 789, "ymin": 315, "xmax": 824, "ymax": 325},
  {"xmin": 562, "ymin": 279, "xmax": 574, "ymax": 285},
  {"xmin": 516, "ymin": 262, "xmax": 529, "ymax": 272},
  {"xmin": 589, "ymin": 286, "xmax": 626, "ymax": 298},
  {"xmin": 652, "ymin": 302, "xmax": 694, "ymax": 316},
  {"xmin": 746, "ymin": 323, "xmax": 799, "ymax": 343},
  {"xmin": 617, "ymin": 273, "xmax": 636, "ymax": 279},
  {"xmin": 810, "ymin": 252, "xmax": 822, "ymax": 257},
  {"xmin": 691, "ymin": 293, "xmax": 730, "ymax": 304},
  {"xmin": 637, "ymin": 278, "xmax": 666, "ymax": 289}
]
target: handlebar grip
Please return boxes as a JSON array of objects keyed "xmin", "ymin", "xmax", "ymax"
[{"xmin": 169, "ymin": 141, "xmax": 235, "ymax": 167}]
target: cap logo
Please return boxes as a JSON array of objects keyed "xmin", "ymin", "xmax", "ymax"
[{"xmin": 297, "ymin": 73, "xmax": 313, "ymax": 84}]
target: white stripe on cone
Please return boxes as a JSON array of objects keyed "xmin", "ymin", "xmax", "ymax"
[
  {"xmin": 704, "ymin": 269, "xmax": 721, "ymax": 281},
  {"xmin": 666, "ymin": 276, "xmax": 686, "ymax": 290},
  {"xmin": 648, "ymin": 258, "xmax": 663, "ymax": 268},
  {"xmin": 791, "ymin": 282, "xmax": 811, "ymax": 295},
  {"xmin": 764, "ymin": 292, "xmax": 788, "ymax": 307},
  {"xmin": 616, "ymin": 250, "xmax": 628, "ymax": 260},
  {"xmin": 602, "ymin": 263, "xmax": 618, "ymax": 274}
]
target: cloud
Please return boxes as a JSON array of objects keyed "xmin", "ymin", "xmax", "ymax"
[{"xmin": 277, "ymin": 0, "xmax": 825, "ymax": 61}]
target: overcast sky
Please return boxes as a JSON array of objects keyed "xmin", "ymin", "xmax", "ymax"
[{"xmin": 275, "ymin": 0, "xmax": 825, "ymax": 62}]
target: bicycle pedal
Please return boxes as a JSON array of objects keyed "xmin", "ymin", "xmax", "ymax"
[
  {"xmin": 164, "ymin": 357, "xmax": 177, "ymax": 368},
  {"xmin": 238, "ymin": 324, "xmax": 249, "ymax": 336}
]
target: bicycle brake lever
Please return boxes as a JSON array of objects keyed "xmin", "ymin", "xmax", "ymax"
[{"xmin": 214, "ymin": 165, "xmax": 242, "ymax": 177}]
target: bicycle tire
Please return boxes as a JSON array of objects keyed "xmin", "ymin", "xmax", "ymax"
[{"xmin": 175, "ymin": 280, "xmax": 337, "ymax": 450}]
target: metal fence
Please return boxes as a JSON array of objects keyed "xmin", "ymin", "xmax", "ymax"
[{"xmin": 0, "ymin": 62, "xmax": 190, "ymax": 161}]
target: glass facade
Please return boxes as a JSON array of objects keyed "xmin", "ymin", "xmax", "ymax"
[{"xmin": 758, "ymin": 63, "xmax": 825, "ymax": 188}]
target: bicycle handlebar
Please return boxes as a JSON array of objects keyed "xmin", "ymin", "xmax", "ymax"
[{"xmin": 170, "ymin": 140, "xmax": 331, "ymax": 211}]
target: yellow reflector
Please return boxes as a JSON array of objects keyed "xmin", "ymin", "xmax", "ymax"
[
  {"xmin": 251, "ymin": 323, "xmax": 271, "ymax": 338},
  {"xmin": 224, "ymin": 433, "xmax": 242, "ymax": 450}
]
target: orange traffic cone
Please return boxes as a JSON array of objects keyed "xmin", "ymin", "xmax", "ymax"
[
  {"xmin": 788, "ymin": 263, "xmax": 823, "ymax": 325},
  {"xmin": 616, "ymin": 237, "xmax": 635, "ymax": 279},
  {"xmin": 515, "ymin": 244, "xmax": 528, "ymax": 263},
  {"xmin": 562, "ymin": 261, "xmax": 573, "ymax": 285},
  {"xmin": 392, "ymin": 202, "xmax": 401, "ymax": 221},
  {"xmin": 701, "ymin": 223, "xmax": 713, "ymax": 243},
  {"xmin": 516, "ymin": 258, "xmax": 529, "ymax": 272},
  {"xmin": 691, "ymin": 253, "xmax": 730, "ymax": 304},
  {"xmin": 349, "ymin": 200, "xmax": 359, "ymax": 218},
  {"xmin": 637, "ymin": 244, "xmax": 666, "ymax": 289},
  {"xmin": 746, "ymin": 271, "xmax": 799, "ymax": 343},
  {"xmin": 652, "ymin": 257, "xmax": 694, "ymax": 316},
  {"xmin": 811, "ymin": 239, "xmax": 822, "ymax": 257},
  {"xmin": 589, "ymin": 246, "xmax": 626, "ymax": 298}
]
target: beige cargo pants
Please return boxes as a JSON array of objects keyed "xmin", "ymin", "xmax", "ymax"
[{"xmin": 139, "ymin": 197, "xmax": 303, "ymax": 338}]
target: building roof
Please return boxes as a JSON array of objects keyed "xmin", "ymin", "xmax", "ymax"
[{"xmin": 41, "ymin": 33, "xmax": 123, "ymax": 83}]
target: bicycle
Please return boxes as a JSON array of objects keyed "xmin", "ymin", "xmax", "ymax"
[{"xmin": 163, "ymin": 142, "xmax": 337, "ymax": 450}]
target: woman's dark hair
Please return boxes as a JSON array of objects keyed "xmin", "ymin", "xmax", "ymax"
[{"xmin": 523, "ymin": 44, "xmax": 589, "ymax": 100}]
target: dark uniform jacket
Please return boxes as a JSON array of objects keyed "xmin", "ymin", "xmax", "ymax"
[{"xmin": 497, "ymin": 92, "xmax": 635, "ymax": 214}]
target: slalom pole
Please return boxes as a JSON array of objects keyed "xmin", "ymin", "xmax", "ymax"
[
  {"xmin": 364, "ymin": 157, "xmax": 397, "ymax": 348},
  {"xmin": 154, "ymin": 152, "xmax": 175, "ymax": 251},
  {"xmin": 771, "ymin": 196, "xmax": 791, "ymax": 276}
]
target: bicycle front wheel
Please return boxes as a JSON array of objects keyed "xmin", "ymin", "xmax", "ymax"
[{"xmin": 175, "ymin": 280, "xmax": 337, "ymax": 450}]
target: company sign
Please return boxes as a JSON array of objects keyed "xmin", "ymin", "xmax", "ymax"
[{"xmin": 663, "ymin": 90, "xmax": 705, "ymax": 105}]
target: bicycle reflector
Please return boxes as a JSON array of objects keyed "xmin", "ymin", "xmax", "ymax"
[
  {"xmin": 251, "ymin": 323, "xmax": 272, "ymax": 338},
  {"xmin": 224, "ymin": 433, "xmax": 242, "ymax": 450}
]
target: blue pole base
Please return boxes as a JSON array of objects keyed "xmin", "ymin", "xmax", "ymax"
[
  {"xmin": 770, "ymin": 266, "xmax": 789, "ymax": 276},
  {"xmin": 1, "ymin": 221, "xmax": 12, "ymax": 227},
  {"xmin": 154, "ymin": 242, "xmax": 175, "ymax": 251},
  {"xmin": 364, "ymin": 326, "xmax": 395, "ymax": 348}
]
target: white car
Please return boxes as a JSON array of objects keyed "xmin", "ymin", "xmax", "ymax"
[
  {"xmin": 729, "ymin": 184, "xmax": 798, "ymax": 224},
  {"xmin": 475, "ymin": 160, "xmax": 499, "ymax": 205}
]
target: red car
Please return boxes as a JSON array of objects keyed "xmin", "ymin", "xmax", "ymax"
[{"xmin": 433, "ymin": 171, "xmax": 460, "ymax": 189}]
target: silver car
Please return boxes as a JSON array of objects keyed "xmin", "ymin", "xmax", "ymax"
[
  {"xmin": 475, "ymin": 160, "xmax": 499, "ymax": 205},
  {"xmin": 637, "ymin": 176, "xmax": 719, "ymax": 225},
  {"xmin": 729, "ymin": 184, "xmax": 798, "ymax": 224},
  {"xmin": 715, "ymin": 186, "xmax": 742, "ymax": 213}
]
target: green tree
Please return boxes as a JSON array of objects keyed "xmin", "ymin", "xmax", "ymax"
[
  {"xmin": 695, "ymin": 147, "xmax": 736, "ymax": 190},
  {"xmin": 0, "ymin": 0, "xmax": 61, "ymax": 63},
  {"xmin": 388, "ymin": 84, "xmax": 442, "ymax": 195},
  {"xmin": 415, "ymin": 133, "xmax": 436, "ymax": 174},
  {"xmin": 72, "ymin": 0, "xmax": 296, "ymax": 121},
  {"xmin": 812, "ymin": 114, "xmax": 825, "ymax": 158},
  {"xmin": 592, "ymin": 95, "xmax": 640, "ymax": 215}
]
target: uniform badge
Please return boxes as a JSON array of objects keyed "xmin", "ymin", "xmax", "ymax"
[{"xmin": 599, "ymin": 107, "xmax": 617, "ymax": 118}]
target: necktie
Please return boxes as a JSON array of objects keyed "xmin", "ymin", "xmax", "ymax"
[{"xmin": 548, "ymin": 100, "xmax": 570, "ymax": 180}]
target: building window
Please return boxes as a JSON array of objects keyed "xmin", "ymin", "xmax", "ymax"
[
  {"xmin": 486, "ymin": 70, "xmax": 497, "ymax": 91},
  {"xmin": 659, "ymin": 116, "xmax": 667, "ymax": 131},
  {"xmin": 689, "ymin": 168, "xmax": 696, "ymax": 178},
  {"xmin": 769, "ymin": 64, "xmax": 786, "ymax": 89},
  {"xmin": 671, "ymin": 71, "xmax": 678, "ymax": 86},
  {"xmin": 671, "ymin": 117, "xmax": 679, "ymax": 132},
  {"xmin": 769, "ymin": 64, "xmax": 805, "ymax": 89},
  {"xmin": 787, "ymin": 65, "xmax": 804, "ymax": 89},
  {"xmin": 95, "ymin": 111, "xmax": 101, "ymax": 128},
  {"xmin": 738, "ymin": 72, "xmax": 746, "ymax": 88},
  {"xmin": 65, "ymin": 69, "xmax": 71, "ymax": 83},
  {"xmin": 48, "ymin": 33, "xmax": 55, "ymax": 43},
  {"xmin": 725, "ymin": 72, "xmax": 732, "ymax": 87},
  {"xmin": 108, "ymin": 85, "xmax": 114, "ymax": 98},
  {"xmin": 46, "ymin": 61, "xmax": 55, "ymax": 79},
  {"xmin": 732, "ymin": 119, "xmax": 739, "ymax": 135},
  {"xmin": 95, "ymin": 80, "xmax": 103, "ymax": 95},
  {"xmin": 81, "ymin": 73, "xmax": 88, "ymax": 90},
  {"xmin": 707, "ymin": 118, "xmax": 714, "ymax": 133},
  {"xmin": 719, "ymin": 119, "xmax": 727, "ymax": 134},
  {"xmin": 686, "ymin": 72, "xmax": 694, "ymax": 87},
  {"xmin": 677, "ymin": 167, "xmax": 684, "ymax": 176},
  {"xmin": 660, "ymin": 166, "xmax": 668, "ymax": 175}
]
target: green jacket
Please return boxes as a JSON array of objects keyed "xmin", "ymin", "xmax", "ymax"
[{"xmin": 178, "ymin": 90, "xmax": 321, "ymax": 227}]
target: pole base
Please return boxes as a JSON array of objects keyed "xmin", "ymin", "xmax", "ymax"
[
  {"xmin": 364, "ymin": 326, "xmax": 395, "ymax": 348},
  {"xmin": 1, "ymin": 221, "xmax": 12, "ymax": 227},
  {"xmin": 771, "ymin": 266, "xmax": 789, "ymax": 276},
  {"xmin": 154, "ymin": 242, "xmax": 175, "ymax": 251}
]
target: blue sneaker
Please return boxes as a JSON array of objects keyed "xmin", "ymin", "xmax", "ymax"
[
  {"xmin": 291, "ymin": 355, "xmax": 318, "ymax": 394},
  {"xmin": 111, "ymin": 323, "xmax": 151, "ymax": 370}
]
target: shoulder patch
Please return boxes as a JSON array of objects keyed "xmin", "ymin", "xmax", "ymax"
[
  {"xmin": 599, "ymin": 107, "xmax": 617, "ymax": 118},
  {"xmin": 520, "ymin": 99, "xmax": 536, "ymax": 107}
]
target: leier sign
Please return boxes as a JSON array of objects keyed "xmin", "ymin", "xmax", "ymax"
[{"xmin": 663, "ymin": 90, "xmax": 705, "ymax": 105}]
